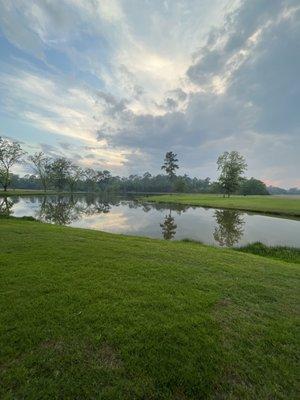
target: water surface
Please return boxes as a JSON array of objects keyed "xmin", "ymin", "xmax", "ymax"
[{"xmin": 1, "ymin": 195, "xmax": 299, "ymax": 248}]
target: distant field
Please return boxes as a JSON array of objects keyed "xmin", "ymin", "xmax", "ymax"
[
  {"xmin": 0, "ymin": 219, "xmax": 299, "ymax": 399},
  {"xmin": 0, "ymin": 189, "xmax": 54, "ymax": 196},
  {"xmin": 0, "ymin": 189, "xmax": 85, "ymax": 197},
  {"xmin": 145, "ymin": 194, "xmax": 300, "ymax": 217}
]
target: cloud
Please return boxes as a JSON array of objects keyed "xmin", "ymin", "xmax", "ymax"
[
  {"xmin": 97, "ymin": 0, "xmax": 300, "ymax": 184},
  {"xmin": 0, "ymin": 0, "xmax": 299, "ymax": 185},
  {"xmin": 0, "ymin": 68, "xmax": 98, "ymax": 141}
]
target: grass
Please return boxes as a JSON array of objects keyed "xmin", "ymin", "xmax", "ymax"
[
  {"xmin": 0, "ymin": 219, "xmax": 299, "ymax": 399},
  {"xmin": 0, "ymin": 189, "xmax": 87, "ymax": 197},
  {"xmin": 145, "ymin": 194, "xmax": 300, "ymax": 217},
  {"xmin": 236, "ymin": 242, "xmax": 300, "ymax": 264}
]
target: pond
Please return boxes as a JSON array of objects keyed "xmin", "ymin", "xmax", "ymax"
[{"xmin": 1, "ymin": 194, "xmax": 300, "ymax": 248}]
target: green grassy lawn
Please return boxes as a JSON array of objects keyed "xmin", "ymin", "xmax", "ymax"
[
  {"xmin": 145, "ymin": 194, "xmax": 300, "ymax": 217},
  {"xmin": 0, "ymin": 189, "xmax": 61, "ymax": 197},
  {"xmin": 0, "ymin": 220, "xmax": 299, "ymax": 399},
  {"xmin": 0, "ymin": 189, "xmax": 87, "ymax": 197}
]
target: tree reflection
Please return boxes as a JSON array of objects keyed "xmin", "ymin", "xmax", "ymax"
[
  {"xmin": 147, "ymin": 202, "xmax": 190, "ymax": 214},
  {"xmin": 36, "ymin": 195, "xmax": 113, "ymax": 225},
  {"xmin": 84, "ymin": 199, "xmax": 111, "ymax": 215},
  {"xmin": 160, "ymin": 211, "xmax": 177, "ymax": 240},
  {"xmin": 0, "ymin": 197, "xmax": 15, "ymax": 217},
  {"xmin": 37, "ymin": 195, "xmax": 82, "ymax": 225},
  {"xmin": 213, "ymin": 209, "xmax": 245, "ymax": 247}
]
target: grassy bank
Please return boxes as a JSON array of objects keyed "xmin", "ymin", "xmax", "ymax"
[
  {"xmin": 0, "ymin": 189, "xmax": 65, "ymax": 197},
  {"xmin": 145, "ymin": 194, "xmax": 300, "ymax": 217},
  {"xmin": 0, "ymin": 219, "xmax": 299, "ymax": 399},
  {"xmin": 0, "ymin": 189, "xmax": 90, "ymax": 197},
  {"xmin": 236, "ymin": 242, "xmax": 300, "ymax": 264}
]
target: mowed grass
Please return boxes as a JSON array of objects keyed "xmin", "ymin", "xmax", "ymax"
[
  {"xmin": 0, "ymin": 219, "xmax": 299, "ymax": 399},
  {"xmin": 0, "ymin": 189, "xmax": 83, "ymax": 197},
  {"xmin": 146, "ymin": 194, "xmax": 300, "ymax": 217}
]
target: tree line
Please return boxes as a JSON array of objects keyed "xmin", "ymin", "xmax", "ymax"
[{"xmin": 1, "ymin": 136, "xmax": 297, "ymax": 195}]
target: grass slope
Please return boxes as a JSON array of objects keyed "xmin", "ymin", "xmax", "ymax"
[
  {"xmin": 0, "ymin": 220, "xmax": 299, "ymax": 399},
  {"xmin": 237, "ymin": 242, "xmax": 300, "ymax": 265},
  {"xmin": 145, "ymin": 194, "xmax": 300, "ymax": 217}
]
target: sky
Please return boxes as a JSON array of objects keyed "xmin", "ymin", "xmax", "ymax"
[{"xmin": 0, "ymin": 0, "xmax": 299, "ymax": 187}]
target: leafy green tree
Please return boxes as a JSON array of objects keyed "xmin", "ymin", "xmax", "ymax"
[
  {"xmin": 174, "ymin": 176, "xmax": 186, "ymax": 192},
  {"xmin": 0, "ymin": 137, "xmax": 25, "ymax": 191},
  {"xmin": 217, "ymin": 151, "xmax": 247, "ymax": 197},
  {"xmin": 84, "ymin": 168, "xmax": 99, "ymax": 192},
  {"xmin": 97, "ymin": 170, "xmax": 111, "ymax": 191},
  {"xmin": 67, "ymin": 165, "xmax": 84, "ymax": 193},
  {"xmin": 239, "ymin": 177, "xmax": 269, "ymax": 195},
  {"xmin": 29, "ymin": 152, "xmax": 52, "ymax": 192},
  {"xmin": 161, "ymin": 151, "xmax": 179, "ymax": 181},
  {"xmin": 49, "ymin": 158, "xmax": 72, "ymax": 191}
]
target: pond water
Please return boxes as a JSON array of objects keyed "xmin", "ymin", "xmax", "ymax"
[{"xmin": 1, "ymin": 194, "xmax": 300, "ymax": 248}]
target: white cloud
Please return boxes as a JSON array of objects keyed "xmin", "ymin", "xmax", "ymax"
[{"xmin": 0, "ymin": 0, "xmax": 299, "ymax": 185}]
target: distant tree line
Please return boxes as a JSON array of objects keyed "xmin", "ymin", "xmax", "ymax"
[
  {"xmin": 267, "ymin": 186, "xmax": 300, "ymax": 195},
  {"xmin": 1, "ymin": 136, "xmax": 299, "ymax": 195}
]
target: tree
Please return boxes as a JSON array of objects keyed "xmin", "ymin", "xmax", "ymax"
[
  {"xmin": 84, "ymin": 168, "xmax": 98, "ymax": 192},
  {"xmin": 97, "ymin": 170, "xmax": 111, "ymax": 191},
  {"xmin": 67, "ymin": 165, "xmax": 84, "ymax": 193},
  {"xmin": 29, "ymin": 152, "xmax": 52, "ymax": 192},
  {"xmin": 239, "ymin": 178, "xmax": 269, "ymax": 195},
  {"xmin": 217, "ymin": 151, "xmax": 247, "ymax": 197},
  {"xmin": 0, "ymin": 137, "xmax": 25, "ymax": 191},
  {"xmin": 49, "ymin": 157, "xmax": 71, "ymax": 191},
  {"xmin": 174, "ymin": 176, "xmax": 186, "ymax": 192},
  {"xmin": 161, "ymin": 151, "xmax": 179, "ymax": 180}
]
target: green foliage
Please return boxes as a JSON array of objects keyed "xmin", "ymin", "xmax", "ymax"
[
  {"xmin": 28, "ymin": 152, "xmax": 52, "ymax": 192},
  {"xmin": 174, "ymin": 176, "xmax": 186, "ymax": 192},
  {"xmin": 84, "ymin": 168, "xmax": 98, "ymax": 192},
  {"xmin": 239, "ymin": 177, "xmax": 269, "ymax": 195},
  {"xmin": 268, "ymin": 186, "xmax": 300, "ymax": 195},
  {"xmin": 67, "ymin": 165, "xmax": 84, "ymax": 192},
  {"xmin": 0, "ymin": 137, "xmax": 25, "ymax": 191},
  {"xmin": 49, "ymin": 157, "xmax": 72, "ymax": 191},
  {"xmin": 236, "ymin": 242, "xmax": 300, "ymax": 264},
  {"xmin": 2, "ymin": 143, "xmax": 299, "ymax": 196},
  {"xmin": 0, "ymin": 219, "xmax": 299, "ymax": 399},
  {"xmin": 217, "ymin": 151, "xmax": 247, "ymax": 197},
  {"xmin": 161, "ymin": 151, "xmax": 179, "ymax": 180}
]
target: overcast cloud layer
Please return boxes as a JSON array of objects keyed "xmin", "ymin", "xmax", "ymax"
[{"xmin": 0, "ymin": 0, "xmax": 299, "ymax": 186}]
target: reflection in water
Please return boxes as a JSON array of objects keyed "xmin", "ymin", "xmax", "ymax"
[
  {"xmin": 0, "ymin": 197, "xmax": 15, "ymax": 217},
  {"xmin": 3, "ymin": 194, "xmax": 299, "ymax": 248},
  {"xmin": 160, "ymin": 211, "xmax": 177, "ymax": 240},
  {"xmin": 36, "ymin": 195, "xmax": 116, "ymax": 225},
  {"xmin": 37, "ymin": 196, "xmax": 81, "ymax": 225},
  {"xmin": 213, "ymin": 209, "xmax": 245, "ymax": 247}
]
